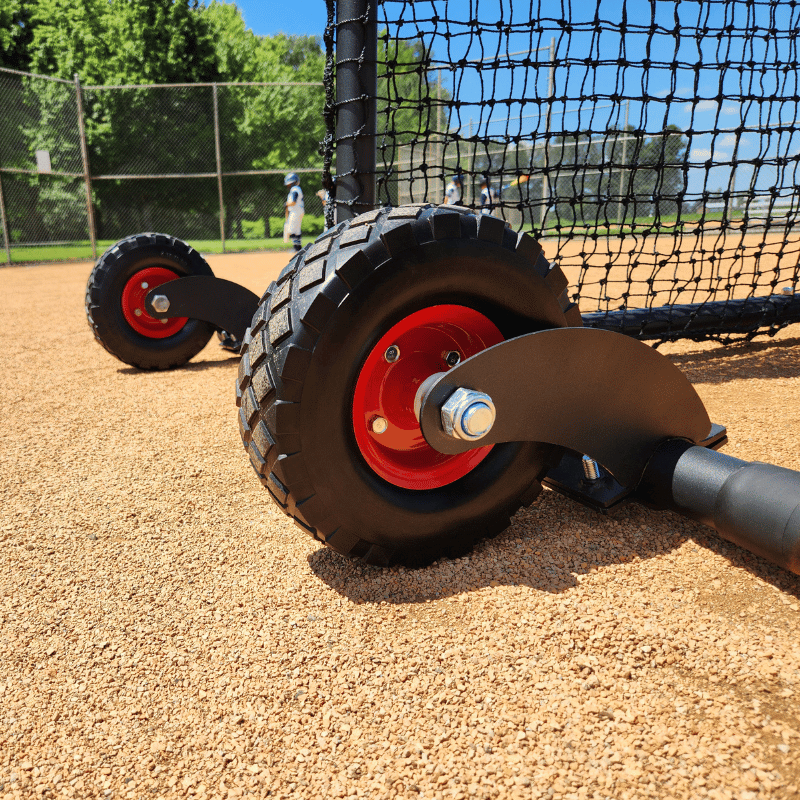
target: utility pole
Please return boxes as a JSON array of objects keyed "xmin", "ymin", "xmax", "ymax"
[
  {"xmin": 212, "ymin": 83, "xmax": 226, "ymax": 252},
  {"xmin": 0, "ymin": 172, "xmax": 10, "ymax": 265},
  {"xmin": 74, "ymin": 74, "xmax": 97, "ymax": 260}
]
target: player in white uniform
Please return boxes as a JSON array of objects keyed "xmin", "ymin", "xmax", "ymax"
[
  {"xmin": 444, "ymin": 175, "xmax": 462, "ymax": 205},
  {"xmin": 480, "ymin": 177, "xmax": 495, "ymax": 215},
  {"xmin": 284, "ymin": 172, "xmax": 304, "ymax": 251},
  {"xmin": 315, "ymin": 177, "xmax": 336, "ymax": 231}
]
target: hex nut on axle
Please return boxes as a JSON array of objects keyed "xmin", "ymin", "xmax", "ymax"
[
  {"xmin": 441, "ymin": 388, "xmax": 496, "ymax": 441},
  {"xmin": 151, "ymin": 295, "xmax": 170, "ymax": 314}
]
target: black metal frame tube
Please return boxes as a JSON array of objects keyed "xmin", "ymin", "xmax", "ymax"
[
  {"xmin": 640, "ymin": 439, "xmax": 800, "ymax": 575},
  {"xmin": 582, "ymin": 294, "xmax": 800, "ymax": 341},
  {"xmin": 335, "ymin": 0, "xmax": 377, "ymax": 221}
]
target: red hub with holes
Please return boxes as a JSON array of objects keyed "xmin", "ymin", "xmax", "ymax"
[
  {"xmin": 121, "ymin": 267, "xmax": 188, "ymax": 338},
  {"xmin": 352, "ymin": 305, "xmax": 504, "ymax": 490}
]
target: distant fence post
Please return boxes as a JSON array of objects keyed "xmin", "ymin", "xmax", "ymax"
[
  {"xmin": 0, "ymin": 172, "xmax": 11, "ymax": 264},
  {"xmin": 212, "ymin": 83, "xmax": 226, "ymax": 252},
  {"xmin": 335, "ymin": 0, "xmax": 377, "ymax": 221},
  {"xmin": 74, "ymin": 74, "xmax": 97, "ymax": 260}
]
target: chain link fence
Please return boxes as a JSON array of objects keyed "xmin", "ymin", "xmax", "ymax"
[{"xmin": 0, "ymin": 67, "xmax": 326, "ymax": 264}]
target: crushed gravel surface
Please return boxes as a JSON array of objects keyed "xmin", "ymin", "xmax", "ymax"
[{"xmin": 1, "ymin": 253, "xmax": 799, "ymax": 800}]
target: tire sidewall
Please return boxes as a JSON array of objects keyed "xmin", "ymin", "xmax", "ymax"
[
  {"xmin": 300, "ymin": 237, "xmax": 564, "ymax": 552},
  {"xmin": 91, "ymin": 239, "xmax": 215, "ymax": 367}
]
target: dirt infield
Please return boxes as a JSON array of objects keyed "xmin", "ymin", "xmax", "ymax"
[
  {"xmin": 551, "ymin": 231, "xmax": 800, "ymax": 310},
  {"xmin": 1, "ymin": 249, "xmax": 799, "ymax": 800}
]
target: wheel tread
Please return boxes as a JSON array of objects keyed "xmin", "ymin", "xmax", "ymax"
[
  {"xmin": 84, "ymin": 232, "xmax": 214, "ymax": 370},
  {"xmin": 236, "ymin": 205, "xmax": 581, "ymax": 566}
]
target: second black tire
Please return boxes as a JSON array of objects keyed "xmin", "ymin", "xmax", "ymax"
[
  {"xmin": 85, "ymin": 232, "xmax": 216, "ymax": 370},
  {"xmin": 236, "ymin": 204, "xmax": 582, "ymax": 566}
]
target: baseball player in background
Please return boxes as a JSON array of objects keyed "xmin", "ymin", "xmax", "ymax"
[
  {"xmin": 284, "ymin": 173, "xmax": 304, "ymax": 251},
  {"xmin": 480, "ymin": 177, "xmax": 496, "ymax": 215},
  {"xmin": 444, "ymin": 175, "xmax": 462, "ymax": 205}
]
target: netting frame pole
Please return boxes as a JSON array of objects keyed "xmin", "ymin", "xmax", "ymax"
[
  {"xmin": 616, "ymin": 100, "xmax": 631, "ymax": 228},
  {"xmin": 540, "ymin": 37, "xmax": 556, "ymax": 230},
  {"xmin": 335, "ymin": 0, "xmax": 377, "ymax": 221},
  {"xmin": 74, "ymin": 74, "xmax": 97, "ymax": 261},
  {"xmin": 437, "ymin": 70, "xmax": 443, "ymax": 200},
  {"xmin": 0, "ymin": 172, "xmax": 11, "ymax": 265},
  {"xmin": 212, "ymin": 83, "xmax": 226, "ymax": 253}
]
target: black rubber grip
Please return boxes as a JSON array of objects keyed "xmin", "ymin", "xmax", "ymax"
[{"xmin": 641, "ymin": 441, "xmax": 800, "ymax": 575}]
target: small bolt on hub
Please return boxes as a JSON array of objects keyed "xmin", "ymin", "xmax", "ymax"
[
  {"xmin": 384, "ymin": 345, "xmax": 400, "ymax": 363},
  {"xmin": 371, "ymin": 416, "xmax": 388, "ymax": 434},
  {"xmin": 445, "ymin": 350, "xmax": 461, "ymax": 367}
]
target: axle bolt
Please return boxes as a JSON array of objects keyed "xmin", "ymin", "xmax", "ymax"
[
  {"xmin": 151, "ymin": 295, "xmax": 170, "ymax": 313},
  {"xmin": 582, "ymin": 455, "xmax": 601, "ymax": 482},
  {"xmin": 445, "ymin": 350, "xmax": 461, "ymax": 368},
  {"xmin": 441, "ymin": 388, "xmax": 496, "ymax": 441},
  {"xmin": 371, "ymin": 416, "xmax": 388, "ymax": 434},
  {"xmin": 384, "ymin": 345, "xmax": 400, "ymax": 363}
]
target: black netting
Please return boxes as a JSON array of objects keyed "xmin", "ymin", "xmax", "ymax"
[{"xmin": 328, "ymin": 0, "xmax": 800, "ymax": 342}]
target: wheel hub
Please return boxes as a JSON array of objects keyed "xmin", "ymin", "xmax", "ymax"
[
  {"xmin": 352, "ymin": 305, "xmax": 504, "ymax": 490},
  {"xmin": 121, "ymin": 267, "xmax": 188, "ymax": 338}
]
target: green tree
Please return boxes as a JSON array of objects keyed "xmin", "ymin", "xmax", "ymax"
[
  {"xmin": 1, "ymin": 0, "xmax": 35, "ymax": 70},
  {"xmin": 28, "ymin": 0, "xmax": 219, "ymax": 85},
  {"xmin": 201, "ymin": 3, "xmax": 326, "ymax": 236},
  {"xmin": 4, "ymin": 0, "xmax": 328, "ymax": 241}
]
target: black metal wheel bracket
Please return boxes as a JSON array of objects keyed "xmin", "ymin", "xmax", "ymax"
[{"xmin": 145, "ymin": 276, "xmax": 260, "ymax": 342}]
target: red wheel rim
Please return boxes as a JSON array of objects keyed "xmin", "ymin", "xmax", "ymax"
[
  {"xmin": 352, "ymin": 305, "xmax": 504, "ymax": 490},
  {"xmin": 121, "ymin": 267, "xmax": 188, "ymax": 338}
]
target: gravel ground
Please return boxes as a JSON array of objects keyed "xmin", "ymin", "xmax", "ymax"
[{"xmin": 1, "ymin": 253, "xmax": 799, "ymax": 800}]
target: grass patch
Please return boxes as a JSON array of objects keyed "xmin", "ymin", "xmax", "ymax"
[{"xmin": 4, "ymin": 237, "xmax": 302, "ymax": 265}]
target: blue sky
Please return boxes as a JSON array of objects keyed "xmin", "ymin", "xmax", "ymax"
[
  {"xmin": 222, "ymin": 0, "xmax": 800, "ymax": 199},
  {"xmin": 226, "ymin": 0, "xmax": 329, "ymax": 38}
]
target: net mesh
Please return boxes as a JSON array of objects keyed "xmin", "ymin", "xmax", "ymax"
[{"xmin": 331, "ymin": 0, "xmax": 800, "ymax": 341}]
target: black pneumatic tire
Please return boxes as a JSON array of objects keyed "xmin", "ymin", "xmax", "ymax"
[
  {"xmin": 236, "ymin": 204, "xmax": 583, "ymax": 567},
  {"xmin": 85, "ymin": 233, "xmax": 216, "ymax": 370}
]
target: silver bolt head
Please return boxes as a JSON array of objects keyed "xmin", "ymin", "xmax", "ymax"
[
  {"xmin": 371, "ymin": 416, "xmax": 388, "ymax": 434},
  {"xmin": 140, "ymin": 281, "xmax": 149, "ymax": 290},
  {"xmin": 441, "ymin": 388, "xmax": 496, "ymax": 441},
  {"xmin": 461, "ymin": 402, "xmax": 494, "ymax": 438},
  {"xmin": 134, "ymin": 308, "xmax": 142, "ymax": 317},
  {"xmin": 151, "ymin": 294, "xmax": 170, "ymax": 313},
  {"xmin": 782, "ymin": 286, "xmax": 794, "ymax": 295}
]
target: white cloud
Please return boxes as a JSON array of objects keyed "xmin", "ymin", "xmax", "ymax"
[
  {"xmin": 683, "ymin": 100, "xmax": 720, "ymax": 114},
  {"xmin": 722, "ymin": 104, "xmax": 740, "ymax": 115},
  {"xmin": 691, "ymin": 148, "xmax": 712, "ymax": 160},
  {"xmin": 716, "ymin": 134, "xmax": 736, "ymax": 148}
]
